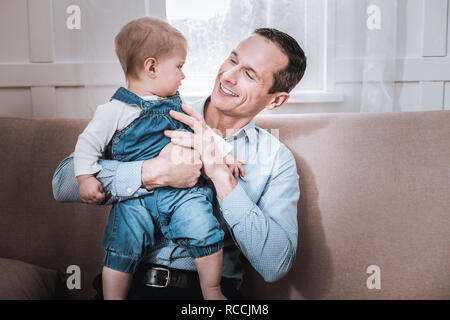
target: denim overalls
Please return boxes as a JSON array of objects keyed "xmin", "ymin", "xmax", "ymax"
[{"xmin": 102, "ymin": 87, "xmax": 224, "ymax": 274}]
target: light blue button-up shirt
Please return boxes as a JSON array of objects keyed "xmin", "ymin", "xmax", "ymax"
[{"xmin": 52, "ymin": 96, "xmax": 300, "ymax": 288}]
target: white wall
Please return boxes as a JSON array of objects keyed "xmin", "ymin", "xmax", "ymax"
[
  {"xmin": 0, "ymin": 0, "xmax": 449, "ymax": 119},
  {"xmin": 0, "ymin": 0, "xmax": 142, "ymax": 119}
]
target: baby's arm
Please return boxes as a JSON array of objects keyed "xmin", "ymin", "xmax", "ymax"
[{"xmin": 74, "ymin": 102, "xmax": 125, "ymax": 204}]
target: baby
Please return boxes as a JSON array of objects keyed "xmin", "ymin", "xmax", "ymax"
[{"xmin": 74, "ymin": 17, "xmax": 243, "ymax": 300}]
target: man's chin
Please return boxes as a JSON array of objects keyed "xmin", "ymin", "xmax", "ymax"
[
  {"xmin": 212, "ymin": 89, "xmax": 237, "ymax": 105},
  {"xmin": 210, "ymin": 94, "xmax": 232, "ymax": 111}
]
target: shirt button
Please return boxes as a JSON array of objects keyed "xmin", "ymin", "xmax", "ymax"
[
  {"xmin": 127, "ymin": 187, "xmax": 132, "ymax": 194},
  {"xmin": 224, "ymin": 209, "xmax": 230, "ymax": 215}
]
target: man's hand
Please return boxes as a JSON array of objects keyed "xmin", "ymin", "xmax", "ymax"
[
  {"xmin": 164, "ymin": 105, "xmax": 230, "ymax": 180},
  {"xmin": 164, "ymin": 104, "xmax": 238, "ymax": 200},
  {"xmin": 77, "ymin": 174, "xmax": 105, "ymax": 205},
  {"xmin": 141, "ymin": 142, "xmax": 203, "ymax": 191},
  {"xmin": 224, "ymin": 154, "xmax": 245, "ymax": 179}
]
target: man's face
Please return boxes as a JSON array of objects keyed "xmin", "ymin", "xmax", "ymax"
[{"xmin": 210, "ymin": 35, "xmax": 289, "ymax": 118}]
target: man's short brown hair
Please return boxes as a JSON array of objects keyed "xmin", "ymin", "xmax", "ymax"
[
  {"xmin": 115, "ymin": 17, "xmax": 186, "ymax": 79},
  {"xmin": 254, "ymin": 28, "xmax": 307, "ymax": 94}
]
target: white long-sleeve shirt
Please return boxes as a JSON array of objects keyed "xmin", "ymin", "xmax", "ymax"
[{"xmin": 74, "ymin": 95, "xmax": 232, "ymax": 177}]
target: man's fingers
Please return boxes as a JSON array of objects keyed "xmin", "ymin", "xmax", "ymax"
[
  {"xmin": 165, "ymin": 130, "xmax": 195, "ymax": 148},
  {"xmin": 233, "ymin": 167, "xmax": 239, "ymax": 179},
  {"xmin": 169, "ymin": 107, "xmax": 206, "ymax": 133},
  {"xmin": 165, "ymin": 129, "xmax": 208, "ymax": 153},
  {"xmin": 180, "ymin": 104, "xmax": 205, "ymax": 123},
  {"xmin": 172, "ymin": 136, "xmax": 194, "ymax": 149},
  {"xmin": 164, "ymin": 130, "xmax": 192, "ymax": 140},
  {"xmin": 169, "ymin": 110, "xmax": 196, "ymax": 130},
  {"xmin": 238, "ymin": 163, "xmax": 245, "ymax": 177},
  {"xmin": 192, "ymin": 149, "xmax": 202, "ymax": 164}
]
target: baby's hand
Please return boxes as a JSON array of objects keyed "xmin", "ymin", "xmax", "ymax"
[
  {"xmin": 77, "ymin": 174, "xmax": 105, "ymax": 205},
  {"xmin": 224, "ymin": 154, "xmax": 245, "ymax": 179}
]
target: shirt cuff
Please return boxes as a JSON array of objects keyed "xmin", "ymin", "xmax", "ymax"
[
  {"xmin": 217, "ymin": 182, "xmax": 256, "ymax": 228},
  {"xmin": 114, "ymin": 160, "xmax": 144, "ymax": 197}
]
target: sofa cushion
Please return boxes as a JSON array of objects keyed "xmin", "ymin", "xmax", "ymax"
[{"xmin": 0, "ymin": 257, "xmax": 61, "ymax": 300}]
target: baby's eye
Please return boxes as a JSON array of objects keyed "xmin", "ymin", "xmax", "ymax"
[{"xmin": 245, "ymin": 71, "xmax": 254, "ymax": 80}]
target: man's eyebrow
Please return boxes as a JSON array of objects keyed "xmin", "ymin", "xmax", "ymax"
[{"xmin": 231, "ymin": 50, "xmax": 261, "ymax": 80}]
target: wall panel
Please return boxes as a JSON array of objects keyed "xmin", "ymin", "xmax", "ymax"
[
  {"xmin": 0, "ymin": 0, "xmax": 449, "ymax": 117},
  {"xmin": 0, "ymin": 0, "xmax": 30, "ymax": 62},
  {"xmin": 0, "ymin": 88, "xmax": 32, "ymax": 118}
]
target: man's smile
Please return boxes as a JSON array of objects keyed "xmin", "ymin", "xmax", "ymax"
[{"xmin": 219, "ymin": 83, "xmax": 239, "ymax": 97}]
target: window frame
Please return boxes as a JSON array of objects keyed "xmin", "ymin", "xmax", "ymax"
[{"xmin": 146, "ymin": 0, "xmax": 342, "ymax": 104}]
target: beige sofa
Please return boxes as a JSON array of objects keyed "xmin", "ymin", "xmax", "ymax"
[{"xmin": 0, "ymin": 110, "xmax": 449, "ymax": 300}]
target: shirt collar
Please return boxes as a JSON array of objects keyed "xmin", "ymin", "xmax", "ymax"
[
  {"xmin": 190, "ymin": 96, "xmax": 258, "ymax": 145},
  {"xmin": 229, "ymin": 119, "xmax": 257, "ymax": 144}
]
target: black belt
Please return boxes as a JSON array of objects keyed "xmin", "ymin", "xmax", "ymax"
[{"xmin": 142, "ymin": 264, "xmax": 199, "ymax": 289}]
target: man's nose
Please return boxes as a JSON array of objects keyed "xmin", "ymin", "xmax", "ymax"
[
  {"xmin": 221, "ymin": 66, "xmax": 238, "ymax": 85},
  {"xmin": 181, "ymin": 71, "xmax": 185, "ymax": 80}
]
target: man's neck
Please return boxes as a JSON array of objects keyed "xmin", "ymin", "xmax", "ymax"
[{"xmin": 204, "ymin": 98, "xmax": 253, "ymax": 138}]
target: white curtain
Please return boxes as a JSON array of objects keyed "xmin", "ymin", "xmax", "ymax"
[{"xmin": 360, "ymin": 0, "xmax": 398, "ymax": 112}]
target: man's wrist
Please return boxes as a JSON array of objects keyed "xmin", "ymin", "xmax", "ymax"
[
  {"xmin": 141, "ymin": 157, "xmax": 167, "ymax": 190},
  {"xmin": 210, "ymin": 165, "xmax": 238, "ymax": 200}
]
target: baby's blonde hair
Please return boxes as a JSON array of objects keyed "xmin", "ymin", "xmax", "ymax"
[{"xmin": 115, "ymin": 17, "xmax": 186, "ymax": 79}]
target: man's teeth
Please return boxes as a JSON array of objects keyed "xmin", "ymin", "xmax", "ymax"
[{"xmin": 220, "ymin": 84, "xmax": 238, "ymax": 97}]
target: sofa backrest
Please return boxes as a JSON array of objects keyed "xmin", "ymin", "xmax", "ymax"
[
  {"xmin": 0, "ymin": 110, "xmax": 449, "ymax": 299},
  {"xmin": 0, "ymin": 118, "xmax": 107, "ymax": 299},
  {"xmin": 244, "ymin": 111, "xmax": 450, "ymax": 299}
]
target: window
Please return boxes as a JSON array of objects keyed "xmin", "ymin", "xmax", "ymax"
[{"xmin": 160, "ymin": 0, "xmax": 339, "ymax": 103}]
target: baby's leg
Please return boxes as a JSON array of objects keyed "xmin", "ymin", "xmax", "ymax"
[
  {"xmin": 156, "ymin": 186, "xmax": 226, "ymax": 300},
  {"xmin": 102, "ymin": 266, "xmax": 133, "ymax": 300},
  {"xmin": 194, "ymin": 249, "xmax": 226, "ymax": 300},
  {"xmin": 102, "ymin": 197, "xmax": 157, "ymax": 300}
]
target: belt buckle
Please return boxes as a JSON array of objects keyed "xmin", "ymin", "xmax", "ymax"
[{"xmin": 145, "ymin": 267, "xmax": 171, "ymax": 288}]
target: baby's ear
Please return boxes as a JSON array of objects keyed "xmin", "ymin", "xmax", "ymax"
[{"xmin": 143, "ymin": 57, "xmax": 158, "ymax": 78}]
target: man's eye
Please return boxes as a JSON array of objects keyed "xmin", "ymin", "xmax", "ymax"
[
  {"xmin": 230, "ymin": 58, "xmax": 237, "ymax": 64},
  {"xmin": 245, "ymin": 71, "xmax": 254, "ymax": 80}
]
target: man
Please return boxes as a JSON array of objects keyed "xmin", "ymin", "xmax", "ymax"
[{"xmin": 52, "ymin": 28, "xmax": 307, "ymax": 299}]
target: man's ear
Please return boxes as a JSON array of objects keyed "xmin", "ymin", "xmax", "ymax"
[
  {"xmin": 143, "ymin": 57, "xmax": 158, "ymax": 78},
  {"xmin": 266, "ymin": 92, "xmax": 290, "ymax": 110}
]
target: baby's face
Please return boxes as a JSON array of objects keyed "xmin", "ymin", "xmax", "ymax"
[{"xmin": 154, "ymin": 47, "xmax": 187, "ymax": 97}]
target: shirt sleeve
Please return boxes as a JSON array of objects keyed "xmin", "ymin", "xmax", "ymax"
[
  {"xmin": 73, "ymin": 102, "xmax": 124, "ymax": 176},
  {"xmin": 217, "ymin": 146, "xmax": 300, "ymax": 282},
  {"xmin": 52, "ymin": 153, "xmax": 152, "ymax": 204}
]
